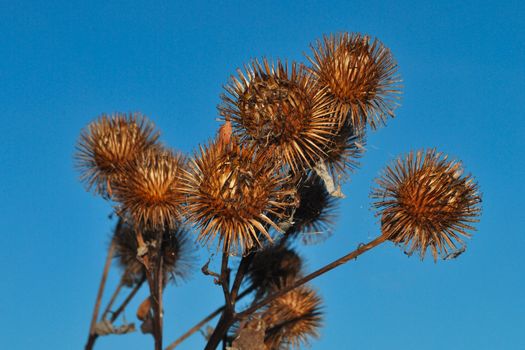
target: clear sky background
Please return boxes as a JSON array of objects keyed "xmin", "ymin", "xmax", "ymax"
[{"xmin": 1, "ymin": 1, "xmax": 524, "ymax": 349}]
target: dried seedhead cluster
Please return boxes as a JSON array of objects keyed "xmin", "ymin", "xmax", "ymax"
[{"xmin": 76, "ymin": 31, "xmax": 481, "ymax": 350}]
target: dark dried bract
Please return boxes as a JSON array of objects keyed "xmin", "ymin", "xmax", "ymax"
[
  {"xmin": 75, "ymin": 113, "xmax": 159, "ymax": 197},
  {"xmin": 113, "ymin": 148, "xmax": 186, "ymax": 230},
  {"xmin": 371, "ymin": 149, "xmax": 482, "ymax": 260},
  {"xmin": 308, "ymin": 33, "xmax": 401, "ymax": 129},
  {"xmin": 287, "ymin": 173, "xmax": 338, "ymax": 244},
  {"xmin": 323, "ymin": 122, "xmax": 366, "ymax": 178},
  {"xmin": 247, "ymin": 244, "xmax": 303, "ymax": 296},
  {"xmin": 182, "ymin": 140, "xmax": 296, "ymax": 255},
  {"xmin": 220, "ymin": 59, "xmax": 336, "ymax": 173}
]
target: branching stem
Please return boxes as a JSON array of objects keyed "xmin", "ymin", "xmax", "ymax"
[
  {"xmin": 235, "ymin": 235, "xmax": 387, "ymax": 320},
  {"xmin": 164, "ymin": 287, "xmax": 254, "ymax": 350},
  {"xmin": 101, "ymin": 276, "xmax": 125, "ymax": 320}
]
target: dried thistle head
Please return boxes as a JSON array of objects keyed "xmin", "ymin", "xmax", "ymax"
[
  {"xmin": 246, "ymin": 244, "xmax": 303, "ymax": 295},
  {"xmin": 287, "ymin": 173, "xmax": 338, "ymax": 244},
  {"xmin": 371, "ymin": 149, "xmax": 482, "ymax": 260},
  {"xmin": 113, "ymin": 220, "xmax": 194, "ymax": 286},
  {"xmin": 75, "ymin": 113, "xmax": 159, "ymax": 197},
  {"xmin": 262, "ymin": 281, "xmax": 323, "ymax": 349},
  {"xmin": 219, "ymin": 59, "xmax": 336, "ymax": 173},
  {"xmin": 308, "ymin": 33, "xmax": 401, "ymax": 129},
  {"xmin": 113, "ymin": 147, "xmax": 186, "ymax": 230},
  {"xmin": 182, "ymin": 140, "xmax": 295, "ymax": 255}
]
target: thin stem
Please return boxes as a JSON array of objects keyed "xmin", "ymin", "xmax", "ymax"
[
  {"xmin": 85, "ymin": 228, "xmax": 118, "ymax": 350},
  {"xmin": 135, "ymin": 226, "xmax": 163, "ymax": 350},
  {"xmin": 85, "ymin": 276, "xmax": 145, "ymax": 350},
  {"xmin": 205, "ymin": 312, "xmax": 231, "ymax": 350},
  {"xmin": 110, "ymin": 277, "xmax": 146, "ymax": 323},
  {"xmin": 235, "ymin": 235, "xmax": 387, "ymax": 321},
  {"xmin": 230, "ymin": 252, "xmax": 254, "ymax": 304},
  {"xmin": 204, "ymin": 248, "xmax": 256, "ymax": 349},
  {"xmin": 101, "ymin": 276, "xmax": 125, "ymax": 320},
  {"xmin": 204, "ymin": 247, "xmax": 233, "ymax": 350},
  {"xmin": 164, "ymin": 287, "xmax": 254, "ymax": 350},
  {"xmin": 165, "ymin": 306, "xmax": 221, "ymax": 350},
  {"xmin": 153, "ymin": 239, "xmax": 164, "ymax": 350},
  {"xmin": 220, "ymin": 248, "xmax": 231, "ymax": 308}
]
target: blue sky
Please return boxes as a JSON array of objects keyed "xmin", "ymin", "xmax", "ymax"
[{"xmin": 1, "ymin": 1, "xmax": 524, "ymax": 349}]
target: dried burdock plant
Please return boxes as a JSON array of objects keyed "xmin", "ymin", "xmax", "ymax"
[
  {"xmin": 114, "ymin": 221, "xmax": 194, "ymax": 287},
  {"xmin": 219, "ymin": 59, "xmax": 336, "ymax": 173},
  {"xmin": 75, "ymin": 113, "xmax": 159, "ymax": 197},
  {"xmin": 246, "ymin": 244, "xmax": 303, "ymax": 296},
  {"xmin": 371, "ymin": 149, "xmax": 482, "ymax": 260},
  {"xmin": 261, "ymin": 281, "xmax": 323, "ymax": 350},
  {"xmin": 77, "ymin": 31, "xmax": 483, "ymax": 350},
  {"xmin": 308, "ymin": 33, "xmax": 401, "ymax": 129},
  {"xmin": 287, "ymin": 173, "xmax": 338, "ymax": 244},
  {"xmin": 113, "ymin": 147, "xmax": 186, "ymax": 230},
  {"xmin": 182, "ymin": 139, "xmax": 296, "ymax": 255}
]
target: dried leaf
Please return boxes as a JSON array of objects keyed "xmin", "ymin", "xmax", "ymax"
[
  {"xmin": 313, "ymin": 161, "xmax": 345, "ymax": 198},
  {"xmin": 94, "ymin": 319, "xmax": 136, "ymax": 336},
  {"xmin": 231, "ymin": 317, "xmax": 267, "ymax": 350},
  {"xmin": 136, "ymin": 297, "xmax": 151, "ymax": 321}
]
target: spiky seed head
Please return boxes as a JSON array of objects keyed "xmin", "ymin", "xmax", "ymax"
[
  {"xmin": 113, "ymin": 147, "xmax": 186, "ymax": 230},
  {"xmin": 75, "ymin": 113, "xmax": 159, "ymax": 197},
  {"xmin": 113, "ymin": 220, "xmax": 194, "ymax": 286},
  {"xmin": 219, "ymin": 59, "xmax": 336, "ymax": 173},
  {"xmin": 262, "ymin": 281, "xmax": 323, "ymax": 350},
  {"xmin": 308, "ymin": 33, "xmax": 401, "ymax": 129},
  {"xmin": 287, "ymin": 173, "xmax": 338, "ymax": 244},
  {"xmin": 371, "ymin": 149, "xmax": 482, "ymax": 260},
  {"xmin": 247, "ymin": 244, "xmax": 303, "ymax": 295},
  {"xmin": 182, "ymin": 140, "xmax": 295, "ymax": 255}
]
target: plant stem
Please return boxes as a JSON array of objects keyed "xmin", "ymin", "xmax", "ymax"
[
  {"xmin": 153, "ymin": 238, "xmax": 164, "ymax": 350},
  {"xmin": 164, "ymin": 287, "xmax": 254, "ymax": 350},
  {"xmin": 86, "ymin": 277, "xmax": 146, "ymax": 349},
  {"xmin": 101, "ymin": 276, "xmax": 125, "ymax": 320},
  {"xmin": 110, "ymin": 277, "xmax": 146, "ymax": 323},
  {"xmin": 135, "ymin": 227, "xmax": 164, "ymax": 350},
  {"xmin": 204, "ymin": 247, "xmax": 234, "ymax": 350},
  {"xmin": 230, "ymin": 252, "xmax": 254, "ymax": 304},
  {"xmin": 204, "ymin": 311, "xmax": 232, "ymax": 350},
  {"xmin": 235, "ymin": 235, "xmax": 387, "ymax": 321},
  {"xmin": 165, "ymin": 306, "xmax": 222, "ymax": 350},
  {"xmin": 203, "ymin": 250, "xmax": 255, "ymax": 350},
  {"xmin": 220, "ymin": 248, "xmax": 231, "ymax": 308},
  {"xmin": 85, "ymin": 227, "xmax": 118, "ymax": 350}
]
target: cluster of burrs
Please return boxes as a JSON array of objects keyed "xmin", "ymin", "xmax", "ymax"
[{"xmin": 77, "ymin": 32, "xmax": 481, "ymax": 350}]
